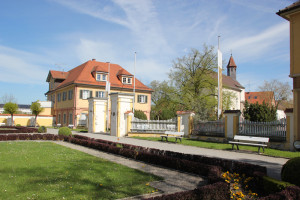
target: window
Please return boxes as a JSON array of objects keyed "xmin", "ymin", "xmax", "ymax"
[
  {"xmin": 96, "ymin": 74, "xmax": 101, "ymax": 81},
  {"xmin": 96, "ymin": 73, "xmax": 107, "ymax": 81},
  {"xmin": 122, "ymin": 77, "xmax": 132, "ymax": 84},
  {"xmin": 248, "ymin": 96, "xmax": 251, "ymax": 99},
  {"xmin": 254, "ymin": 96, "xmax": 257, "ymax": 99},
  {"xmin": 69, "ymin": 113, "xmax": 73, "ymax": 124},
  {"xmin": 96, "ymin": 91, "xmax": 105, "ymax": 98},
  {"xmin": 63, "ymin": 114, "xmax": 66, "ymax": 124},
  {"xmin": 137, "ymin": 95, "xmax": 147, "ymax": 103},
  {"xmin": 57, "ymin": 93, "xmax": 61, "ymax": 102},
  {"xmin": 68, "ymin": 90, "xmax": 73, "ymax": 100},
  {"xmin": 58, "ymin": 114, "xmax": 61, "ymax": 124},
  {"xmin": 62, "ymin": 92, "xmax": 67, "ymax": 101},
  {"xmin": 80, "ymin": 90, "xmax": 92, "ymax": 99}
]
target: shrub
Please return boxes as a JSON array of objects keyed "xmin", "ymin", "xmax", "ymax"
[
  {"xmin": 16, "ymin": 124, "xmax": 21, "ymax": 127},
  {"xmin": 281, "ymin": 157, "xmax": 300, "ymax": 187},
  {"xmin": 243, "ymin": 101, "xmax": 277, "ymax": 122},
  {"xmin": 134, "ymin": 109, "xmax": 147, "ymax": 120},
  {"xmin": 38, "ymin": 126, "xmax": 47, "ymax": 133},
  {"xmin": 58, "ymin": 127, "xmax": 72, "ymax": 136},
  {"xmin": 263, "ymin": 176, "xmax": 294, "ymax": 195}
]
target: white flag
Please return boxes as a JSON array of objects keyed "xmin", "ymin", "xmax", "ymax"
[
  {"xmin": 218, "ymin": 49, "xmax": 222, "ymax": 69},
  {"xmin": 105, "ymin": 81, "xmax": 110, "ymax": 92}
]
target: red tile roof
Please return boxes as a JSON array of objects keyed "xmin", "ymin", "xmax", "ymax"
[
  {"xmin": 227, "ymin": 56, "xmax": 237, "ymax": 68},
  {"xmin": 46, "ymin": 70, "xmax": 69, "ymax": 82},
  {"xmin": 245, "ymin": 91, "xmax": 275, "ymax": 105},
  {"xmin": 48, "ymin": 60, "xmax": 152, "ymax": 92}
]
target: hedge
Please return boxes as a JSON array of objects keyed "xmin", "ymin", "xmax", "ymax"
[{"xmin": 0, "ymin": 126, "xmax": 38, "ymax": 134}]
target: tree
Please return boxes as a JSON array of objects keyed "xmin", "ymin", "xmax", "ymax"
[
  {"xmin": 30, "ymin": 101, "xmax": 44, "ymax": 127},
  {"xmin": 222, "ymin": 90, "xmax": 237, "ymax": 111},
  {"xmin": 134, "ymin": 109, "xmax": 147, "ymax": 120},
  {"xmin": 258, "ymin": 79, "xmax": 292, "ymax": 108},
  {"xmin": 243, "ymin": 101, "xmax": 277, "ymax": 122},
  {"xmin": 149, "ymin": 80, "xmax": 177, "ymax": 120},
  {"xmin": 3, "ymin": 102, "xmax": 18, "ymax": 126},
  {"xmin": 0, "ymin": 94, "xmax": 16, "ymax": 104},
  {"xmin": 168, "ymin": 45, "xmax": 218, "ymax": 120}
]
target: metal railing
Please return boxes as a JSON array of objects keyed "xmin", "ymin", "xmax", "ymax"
[
  {"xmin": 239, "ymin": 119, "xmax": 286, "ymax": 141},
  {"xmin": 131, "ymin": 117, "xmax": 177, "ymax": 133},
  {"xmin": 192, "ymin": 119, "xmax": 225, "ymax": 137}
]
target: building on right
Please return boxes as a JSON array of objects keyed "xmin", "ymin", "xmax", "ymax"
[{"xmin": 277, "ymin": 1, "xmax": 300, "ymax": 140}]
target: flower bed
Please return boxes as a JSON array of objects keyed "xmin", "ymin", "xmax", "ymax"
[{"xmin": 0, "ymin": 126, "xmax": 38, "ymax": 134}]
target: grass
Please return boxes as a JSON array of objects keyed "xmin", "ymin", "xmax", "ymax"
[
  {"xmin": 0, "ymin": 142, "xmax": 162, "ymax": 199},
  {"xmin": 132, "ymin": 136, "xmax": 300, "ymax": 159}
]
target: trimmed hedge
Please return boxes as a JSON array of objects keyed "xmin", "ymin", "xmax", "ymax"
[
  {"xmin": 144, "ymin": 181, "xmax": 230, "ymax": 200},
  {"xmin": 0, "ymin": 133, "xmax": 65, "ymax": 141},
  {"xmin": 0, "ymin": 126, "xmax": 38, "ymax": 134},
  {"xmin": 258, "ymin": 186, "xmax": 300, "ymax": 200}
]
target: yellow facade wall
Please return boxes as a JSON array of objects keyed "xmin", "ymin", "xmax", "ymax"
[
  {"xmin": 0, "ymin": 115, "xmax": 53, "ymax": 127},
  {"xmin": 291, "ymin": 12, "xmax": 300, "ymax": 75}
]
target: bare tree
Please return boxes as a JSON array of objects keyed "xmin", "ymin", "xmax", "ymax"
[
  {"xmin": 258, "ymin": 79, "xmax": 292, "ymax": 108},
  {"xmin": 0, "ymin": 94, "xmax": 17, "ymax": 104}
]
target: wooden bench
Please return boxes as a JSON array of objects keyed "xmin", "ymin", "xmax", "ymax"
[
  {"xmin": 0, "ymin": 123, "xmax": 5, "ymax": 126},
  {"xmin": 229, "ymin": 135, "xmax": 269, "ymax": 153},
  {"xmin": 161, "ymin": 131, "xmax": 184, "ymax": 143}
]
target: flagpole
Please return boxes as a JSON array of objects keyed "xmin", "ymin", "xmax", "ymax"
[
  {"xmin": 133, "ymin": 52, "xmax": 136, "ymax": 114},
  {"xmin": 217, "ymin": 36, "xmax": 222, "ymax": 119},
  {"xmin": 106, "ymin": 62, "xmax": 110, "ymax": 133}
]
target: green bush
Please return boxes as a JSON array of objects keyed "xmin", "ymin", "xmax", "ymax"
[
  {"xmin": 243, "ymin": 101, "xmax": 277, "ymax": 122},
  {"xmin": 16, "ymin": 124, "xmax": 21, "ymax": 127},
  {"xmin": 263, "ymin": 176, "xmax": 294, "ymax": 194},
  {"xmin": 134, "ymin": 110, "xmax": 147, "ymax": 120},
  {"xmin": 58, "ymin": 127, "xmax": 72, "ymax": 136},
  {"xmin": 38, "ymin": 126, "xmax": 47, "ymax": 133},
  {"xmin": 281, "ymin": 157, "xmax": 300, "ymax": 187}
]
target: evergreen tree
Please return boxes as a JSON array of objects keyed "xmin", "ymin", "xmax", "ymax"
[{"xmin": 243, "ymin": 101, "xmax": 277, "ymax": 122}]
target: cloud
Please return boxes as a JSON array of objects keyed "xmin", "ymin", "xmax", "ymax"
[
  {"xmin": 0, "ymin": 45, "xmax": 49, "ymax": 84},
  {"xmin": 223, "ymin": 22, "xmax": 289, "ymax": 63},
  {"xmin": 52, "ymin": 0, "xmax": 172, "ymax": 56}
]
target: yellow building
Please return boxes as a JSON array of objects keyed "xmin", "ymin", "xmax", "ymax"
[
  {"xmin": 45, "ymin": 59, "xmax": 152, "ymax": 127},
  {"xmin": 277, "ymin": 1, "xmax": 300, "ymax": 140}
]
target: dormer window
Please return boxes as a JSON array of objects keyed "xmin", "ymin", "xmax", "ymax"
[
  {"xmin": 96, "ymin": 73, "xmax": 107, "ymax": 81},
  {"xmin": 122, "ymin": 76, "xmax": 133, "ymax": 84}
]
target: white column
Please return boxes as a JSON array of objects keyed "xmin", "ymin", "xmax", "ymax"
[
  {"xmin": 88, "ymin": 98, "xmax": 108, "ymax": 133},
  {"xmin": 110, "ymin": 93, "xmax": 134, "ymax": 137},
  {"xmin": 176, "ymin": 111, "xmax": 195, "ymax": 137}
]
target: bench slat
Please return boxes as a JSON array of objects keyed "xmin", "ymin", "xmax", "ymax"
[
  {"xmin": 233, "ymin": 135, "xmax": 269, "ymax": 143},
  {"xmin": 229, "ymin": 141, "xmax": 267, "ymax": 147}
]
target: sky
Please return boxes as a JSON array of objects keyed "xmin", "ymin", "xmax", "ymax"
[{"xmin": 0, "ymin": 0, "xmax": 295, "ymax": 104}]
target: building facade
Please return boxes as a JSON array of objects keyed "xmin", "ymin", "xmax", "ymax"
[
  {"xmin": 45, "ymin": 59, "xmax": 152, "ymax": 127},
  {"xmin": 277, "ymin": 1, "xmax": 300, "ymax": 140}
]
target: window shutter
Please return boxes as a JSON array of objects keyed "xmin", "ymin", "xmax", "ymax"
[
  {"xmin": 145, "ymin": 95, "xmax": 148, "ymax": 103},
  {"xmin": 80, "ymin": 90, "xmax": 83, "ymax": 99},
  {"xmin": 90, "ymin": 91, "xmax": 93, "ymax": 98}
]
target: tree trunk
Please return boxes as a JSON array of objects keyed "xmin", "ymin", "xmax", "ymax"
[
  {"xmin": 11, "ymin": 114, "xmax": 14, "ymax": 126},
  {"xmin": 35, "ymin": 115, "xmax": 37, "ymax": 127}
]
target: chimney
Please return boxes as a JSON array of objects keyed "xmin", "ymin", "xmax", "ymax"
[{"xmin": 92, "ymin": 59, "xmax": 96, "ymax": 61}]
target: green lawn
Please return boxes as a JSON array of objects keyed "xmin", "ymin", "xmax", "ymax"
[
  {"xmin": 132, "ymin": 137, "xmax": 300, "ymax": 159},
  {"xmin": 0, "ymin": 142, "xmax": 162, "ymax": 200}
]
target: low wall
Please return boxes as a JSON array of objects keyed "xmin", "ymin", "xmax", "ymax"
[
  {"xmin": 127, "ymin": 132, "xmax": 165, "ymax": 137},
  {"xmin": 0, "ymin": 114, "xmax": 54, "ymax": 127}
]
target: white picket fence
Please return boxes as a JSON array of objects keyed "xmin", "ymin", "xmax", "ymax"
[
  {"xmin": 192, "ymin": 119, "xmax": 225, "ymax": 137},
  {"xmin": 239, "ymin": 119, "xmax": 286, "ymax": 140},
  {"xmin": 131, "ymin": 117, "xmax": 177, "ymax": 133}
]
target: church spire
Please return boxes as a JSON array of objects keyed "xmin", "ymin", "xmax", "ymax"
[{"xmin": 227, "ymin": 55, "xmax": 237, "ymax": 80}]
